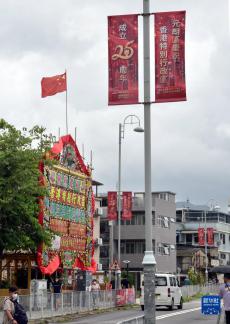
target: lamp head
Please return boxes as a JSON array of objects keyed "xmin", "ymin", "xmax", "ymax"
[{"xmin": 133, "ymin": 126, "xmax": 144, "ymax": 133}]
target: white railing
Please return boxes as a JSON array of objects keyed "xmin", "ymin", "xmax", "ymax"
[
  {"xmin": 0, "ymin": 289, "xmax": 135, "ymax": 321},
  {"xmin": 181, "ymin": 283, "xmax": 219, "ymax": 299}
]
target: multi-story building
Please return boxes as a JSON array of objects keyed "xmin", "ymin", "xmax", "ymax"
[
  {"xmin": 93, "ymin": 196, "xmax": 103, "ymax": 270},
  {"xmin": 176, "ymin": 201, "xmax": 230, "ymax": 276},
  {"xmin": 100, "ymin": 191, "xmax": 177, "ymax": 289}
]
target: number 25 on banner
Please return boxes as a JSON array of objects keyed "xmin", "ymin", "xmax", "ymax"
[{"xmin": 112, "ymin": 40, "xmax": 134, "ymax": 60}]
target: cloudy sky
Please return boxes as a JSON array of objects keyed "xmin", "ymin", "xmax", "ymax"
[{"xmin": 0, "ymin": 0, "xmax": 230, "ymax": 209}]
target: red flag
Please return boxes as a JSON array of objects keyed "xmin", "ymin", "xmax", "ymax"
[
  {"xmin": 198, "ymin": 228, "xmax": 205, "ymax": 246},
  {"xmin": 207, "ymin": 228, "xmax": 214, "ymax": 246},
  {"xmin": 155, "ymin": 11, "xmax": 186, "ymax": 102},
  {"xmin": 122, "ymin": 192, "xmax": 132, "ymax": 220},
  {"xmin": 107, "ymin": 191, "xmax": 117, "ymax": 220},
  {"xmin": 41, "ymin": 72, "xmax": 67, "ymax": 98},
  {"xmin": 108, "ymin": 15, "xmax": 139, "ymax": 105}
]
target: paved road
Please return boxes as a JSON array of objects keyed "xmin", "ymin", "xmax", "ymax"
[{"xmin": 55, "ymin": 300, "xmax": 220, "ymax": 324}]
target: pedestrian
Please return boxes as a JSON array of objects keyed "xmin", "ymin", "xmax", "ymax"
[
  {"xmin": 121, "ymin": 277, "xmax": 129, "ymax": 289},
  {"xmin": 219, "ymin": 273, "xmax": 230, "ymax": 323},
  {"xmin": 91, "ymin": 279, "xmax": 100, "ymax": 308},
  {"xmin": 51, "ymin": 277, "xmax": 63, "ymax": 310},
  {"xmin": 2, "ymin": 286, "xmax": 18, "ymax": 324}
]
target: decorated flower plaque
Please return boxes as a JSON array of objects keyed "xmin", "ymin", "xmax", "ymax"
[{"xmin": 37, "ymin": 135, "xmax": 95, "ymax": 274}]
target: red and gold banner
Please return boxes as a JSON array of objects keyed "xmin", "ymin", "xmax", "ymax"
[
  {"xmin": 207, "ymin": 228, "xmax": 214, "ymax": 246},
  {"xmin": 107, "ymin": 191, "xmax": 117, "ymax": 220},
  {"xmin": 108, "ymin": 14, "xmax": 138, "ymax": 105},
  {"xmin": 122, "ymin": 192, "xmax": 132, "ymax": 220},
  {"xmin": 61, "ymin": 237, "xmax": 86, "ymax": 252},
  {"xmin": 49, "ymin": 186, "xmax": 86, "ymax": 210},
  {"xmin": 198, "ymin": 228, "xmax": 205, "ymax": 246},
  {"xmin": 155, "ymin": 11, "xmax": 186, "ymax": 102}
]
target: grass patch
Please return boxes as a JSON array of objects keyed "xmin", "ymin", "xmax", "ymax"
[{"xmin": 183, "ymin": 292, "xmax": 214, "ymax": 303}]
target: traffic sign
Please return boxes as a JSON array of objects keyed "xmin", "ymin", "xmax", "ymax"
[{"xmin": 201, "ymin": 295, "xmax": 221, "ymax": 315}]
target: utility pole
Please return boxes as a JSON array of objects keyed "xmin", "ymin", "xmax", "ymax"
[
  {"xmin": 142, "ymin": 0, "xmax": 156, "ymax": 323},
  {"xmin": 204, "ymin": 209, "xmax": 208, "ymax": 284},
  {"xmin": 117, "ymin": 123, "xmax": 122, "ymax": 289}
]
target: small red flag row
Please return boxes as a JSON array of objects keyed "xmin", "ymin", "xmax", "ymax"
[
  {"xmin": 198, "ymin": 228, "xmax": 214, "ymax": 246},
  {"xmin": 107, "ymin": 191, "xmax": 132, "ymax": 221}
]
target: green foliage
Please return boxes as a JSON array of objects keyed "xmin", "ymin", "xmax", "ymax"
[
  {"xmin": 188, "ymin": 267, "xmax": 205, "ymax": 285},
  {"xmin": 0, "ymin": 119, "xmax": 53, "ymax": 256},
  {"xmin": 121, "ymin": 271, "xmax": 135, "ymax": 287}
]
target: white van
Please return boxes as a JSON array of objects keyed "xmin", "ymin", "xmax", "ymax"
[{"xmin": 140, "ymin": 273, "xmax": 183, "ymax": 311}]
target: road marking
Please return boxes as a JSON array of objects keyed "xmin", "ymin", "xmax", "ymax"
[{"xmin": 156, "ymin": 307, "xmax": 201, "ymax": 320}]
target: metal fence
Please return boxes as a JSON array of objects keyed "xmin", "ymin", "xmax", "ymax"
[
  {"xmin": 181, "ymin": 283, "xmax": 219, "ymax": 299},
  {"xmin": 0, "ymin": 285, "xmax": 219, "ymax": 322},
  {"xmin": 0, "ymin": 289, "xmax": 134, "ymax": 321}
]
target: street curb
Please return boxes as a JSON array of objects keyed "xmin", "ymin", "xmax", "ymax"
[{"xmin": 28, "ymin": 304, "xmax": 140, "ymax": 323}]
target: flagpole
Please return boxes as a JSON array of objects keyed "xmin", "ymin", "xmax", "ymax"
[{"xmin": 65, "ymin": 69, "xmax": 68, "ymax": 135}]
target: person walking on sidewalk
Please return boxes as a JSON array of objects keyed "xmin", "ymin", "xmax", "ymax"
[
  {"xmin": 219, "ymin": 273, "xmax": 230, "ymax": 323},
  {"xmin": 51, "ymin": 277, "xmax": 63, "ymax": 310},
  {"xmin": 91, "ymin": 279, "xmax": 100, "ymax": 308},
  {"xmin": 2, "ymin": 287, "xmax": 18, "ymax": 324}
]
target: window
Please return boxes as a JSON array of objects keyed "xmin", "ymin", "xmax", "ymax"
[
  {"xmin": 122, "ymin": 214, "xmax": 145, "ymax": 225},
  {"xmin": 220, "ymin": 253, "xmax": 226, "ymax": 260},
  {"xmin": 194, "ymin": 233, "xmax": 198, "ymax": 244},
  {"xmin": 126, "ymin": 241, "xmax": 135, "ymax": 254},
  {"xmin": 156, "ymin": 276, "xmax": 167, "ymax": 286},
  {"xmin": 100, "ymin": 246, "xmax": 109, "ymax": 258},
  {"xmin": 186, "ymin": 234, "xmax": 192, "ymax": 244},
  {"xmin": 121, "ymin": 240, "xmax": 145, "ymax": 254},
  {"xmin": 159, "ymin": 193, "xmax": 169, "ymax": 201},
  {"xmin": 220, "ymin": 233, "xmax": 226, "ymax": 245},
  {"xmin": 172, "ymin": 277, "xmax": 177, "ymax": 286}
]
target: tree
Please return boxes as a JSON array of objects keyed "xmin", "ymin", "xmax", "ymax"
[
  {"xmin": 0, "ymin": 119, "xmax": 52, "ymax": 256},
  {"xmin": 188, "ymin": 267, "xmax": 205, "ymax": 285}
]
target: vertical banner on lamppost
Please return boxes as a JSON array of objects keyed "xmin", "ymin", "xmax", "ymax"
[
  {"xmin": 155, "ymin": 11, "xmax": 186, "ymax": 103},
  {"xmin": 207, "ymin": 228, "xmax": 214, "ymax": 246},
  {"xmin": 198, "ymin": 228, "xmax": 205, "ymax": 246},
  {"xmin": 108, "ymin": 14, "xmax": 139, "ymax": 105},
  {"xmin": 122, "ymin": 191, "xmax": 132, "ymax": 220},
  {"xmin": 107, "ymin": 191, "xmax": 118, "ymax": 220}
]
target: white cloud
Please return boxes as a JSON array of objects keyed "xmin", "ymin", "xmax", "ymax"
[{"xmin": 0, "ymin": 0, "xmax": 229, "ymax": 209}]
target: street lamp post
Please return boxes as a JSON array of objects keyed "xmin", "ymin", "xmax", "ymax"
[
  {"xmin": 203, "ymin": 200, "xmax": 220, "ymax": 284},
  {"xmin": 122, "ymin": 260, "xmax": 131, "ymax": 279},
  {"xmin": 204, "ymin": 209, "xmax": 208, "ymax": 284},
  {"xmin": 142, "ymin": 0, "xmax": 156, "ymax": 323},
  {"xmin": 117, "ymin": 115, "xmax": 144, "ymax": 289}
]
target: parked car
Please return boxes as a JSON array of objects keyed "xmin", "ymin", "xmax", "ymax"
[{"xmin": 140, "ymin": 273, "xmax": 183, "ymax": 311}]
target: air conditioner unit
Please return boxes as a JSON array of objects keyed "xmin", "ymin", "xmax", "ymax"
[
  {"xmin": 95, "ymin": 238, "xmax": 103, "ymax": 246},
  {"xmin": 97, "ymin": 263, "xmax": 103, "ymax": 271},
  {"xmin": 95, "ymin": 207, "xmax": 103, "ymax": 216}
]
